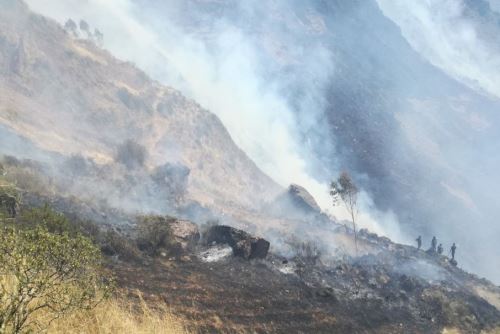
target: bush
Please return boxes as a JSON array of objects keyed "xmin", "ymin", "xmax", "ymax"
[
  {"xmin": 20, "ymin": 206, "xmax": 143, "ymax": 263},
  {"xmin": 286, "ymin": 237, "xmax": 322, "ymax": 265},
  {"xmin": 136, "ymin": 215, "xmax": 175, "ymax": 256},
  {"xmin": 0, "ymin": 156, "xmax": 51, "ymax": 195},
  {"xmin": 0, "ymin": 225, "xmax": 112, "ymax": 333},
  {"xmin": 115, "ymin": 139, "xmax": 147, "ymax": 169},
  {"xmin": 2, "ymin": 156, "xmax": 20, "ymax": 167},
  {"xmin": 19, "ymin": 204, "xmax": 75, "ymax": 235},
  {"xmin": 0, "ymin": 184, "xmax": 19, "ymax": 219},
  {"xmin": 101, "ymin": 229, "xmax": 142, "ymax": 262},
  {"xmin": 151, "ymin": 163, "xmax": 190, "ymax": 205},
  {"xmin": 62, "ymin": 154, "xmax": 95, "ymax": 177}
]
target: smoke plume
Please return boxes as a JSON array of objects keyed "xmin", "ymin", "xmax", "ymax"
[{"xmin": 20, "ymin": 0, "xmax": 500, "ymax": 283}]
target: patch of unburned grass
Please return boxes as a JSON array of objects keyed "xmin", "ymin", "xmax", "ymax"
[{"xmin": 45, "ymin": 292, "xmax": 189, "ymax": 334}]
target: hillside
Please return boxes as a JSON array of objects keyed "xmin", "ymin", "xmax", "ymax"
[
  {"xmin": 0, "ymin": 0, "xmax": 281, "ymax": 217},
  {"xmin": 2, "ymin": 161, "xmax": 500, "ymax": 333},
  {"xmin": 1, "ymin": 1, "xmax": 500, "ymax": 333}
]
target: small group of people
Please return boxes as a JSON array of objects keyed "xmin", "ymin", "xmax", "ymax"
[{"xmin": 415, "ymin": 235, "xmax": 457, "ymax": 260}]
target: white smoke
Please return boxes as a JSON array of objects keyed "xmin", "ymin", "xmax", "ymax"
[
  {"xmin": 375, "ymin": 0, "xmax": 500, "ymax": 283},
  {"xmin": 488, "ymin": 0, "xmax": 500, "ymax": 13},
  {"xmin": 376, "ymin": 0, "xmax": 500, "ymax": 100},
  {"xmin": 20, "ymin": 0, "xmax": 427, "ymax": 248},
  {"xmin": 24, "ymin": 0, "xmax": 337, "ymax": 210}
]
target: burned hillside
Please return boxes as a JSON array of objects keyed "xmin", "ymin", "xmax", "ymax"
[
  {"xmin": 1, "ymin": 1, "xmax": 500, "ymax": 333},
  {"xmin": 1, "ymin": 163, "xmax": 499, "ymax": 333}
]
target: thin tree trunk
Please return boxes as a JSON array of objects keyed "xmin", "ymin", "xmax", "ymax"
[{"xmin": 350, "ymin": 210, "xmax": 358, "ymax": 255}]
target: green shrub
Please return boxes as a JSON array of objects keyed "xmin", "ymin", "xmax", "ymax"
[
  {"xmin": 0, "ymin": 225, "xmax": 113, "ymax": 333},
  {"xmin": 0, "ymin": 156, "xmax": 55, "ymax": 197},
  {"xmin": 19, "ymin": 204, "xmax": 75, "ymax": 235},
  {"xmin": 136, "ymin": 215, "xmax": 175, "ymax": 256},
  {"xmin": 19, "ymin": 206, "xmax": 143, "ymax": 263},
  {"xmin": 0, "ymin": 180, "xmax": 20, "ymax": 219},
  {"xmin": 101, "ymin": 229, "xmax": 142, "ymax": 262}
]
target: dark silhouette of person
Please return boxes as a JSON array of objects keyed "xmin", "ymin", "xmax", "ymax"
[
  {"xmin": 430, "ymin": 236, "xmax": 437, "ymax": 252},
  {"xmin": 437, "ymin": 244, "xmax": 443, "ymax": 255},
  {"xmin": 451, "ymin": 243, "xmax": 457, "ymax": 260},
  {"xmin": 416, "ymin": 236, "xmax": 422, "ymax": 250},
  {"xmin": 415, "ymin": 235, "xmax": 422, "ymax": 249}
]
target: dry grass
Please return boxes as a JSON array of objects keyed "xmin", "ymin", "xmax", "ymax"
[
  {"xmin": 444, "ymin": 328, "xmax": 500, "ymax": 334},
  {"xmin": 474, "ymin": 286, "xmax": 500, "ymax": 311},
  {"xmin": 43, "ymin": 292, "xmax": 189, "ymax": 334}
]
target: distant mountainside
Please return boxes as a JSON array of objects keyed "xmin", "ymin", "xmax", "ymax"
[{"xmin": 0, "ymin": 0, "xmax": 281, "ymax": 215}]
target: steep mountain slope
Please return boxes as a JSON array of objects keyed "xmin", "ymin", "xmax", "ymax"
[
  {"xmin": 0, "ymin": 0, "xmax": 281, "ymax": 214},
  {"xmin": 1, "ymin": 3, "xmax": 500, "ymax": 332},
  {"xmin": 125, "ymin": 0, "xmax": 500, "ymax": 283}
]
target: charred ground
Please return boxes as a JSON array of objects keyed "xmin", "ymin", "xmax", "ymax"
[
  {"xmin": 1, "ymin": 156, "xmax": 500, "ymax": 333},
  {"xmin": 110, "ymin": 235, "xmax": 500, "ymax": 334}
]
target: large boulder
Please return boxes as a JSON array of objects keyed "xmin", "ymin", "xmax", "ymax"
[
  {"xmin": 204, "ymin": 225, "xmax": 270, "ymax": 259},
  {"xmin": 170, "ymin": 219, "xmax": 200, "ymax": 250},
  {"xmin": 269, "ymin": 184, "xmax": 323, "ymax": 220},
  {"xmin": 287, "ymin": 184, "xmax": 321, "ymax": 214}
]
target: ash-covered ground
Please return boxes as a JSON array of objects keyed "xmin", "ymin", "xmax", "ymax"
[
  {"xmin": 1, "ymin": 156, "xmax": 499, "ymax": 334},
  {"xmin": 111, "ymin": 227, "xmax": 500, "ymax": 334}
]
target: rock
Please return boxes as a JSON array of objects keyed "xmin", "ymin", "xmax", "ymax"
[
  {"xmin": 170, "ymin": 219, "xmax": 200, "ymax": 251},
  {"xmin": 314, "ymin": 287, "xmax": 336, "ymax": 300},
  {"xmin": 204, "ymin": 225, "xmax": 270, "ymax": 260},
  {"xmin": 287, "ymin": 184, "xmax": 321, "ymax": 214},
  {"xmin": 269, "ymin": 184, "xmax": 323, "ymax": 220}
]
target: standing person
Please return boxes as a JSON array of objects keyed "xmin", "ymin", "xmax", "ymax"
[
  {"xmin": 437, "ymin": 244, "xmax": 443, "ymax": 255},
  {"xmin": 416, "ymin": 236, "xmax": 422, "ymax": 250},
  {"xmin": 450, "ymin": 243, "xmax": 457, "ymax": 260},
  {"xmin": 430, "ymin": 236, "xmax": 437, "ymax": 252}
]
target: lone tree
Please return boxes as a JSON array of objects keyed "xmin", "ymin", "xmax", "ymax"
[{"xmin": 330, "ymin": 171, "xmax": 359, "ymax": 254}]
